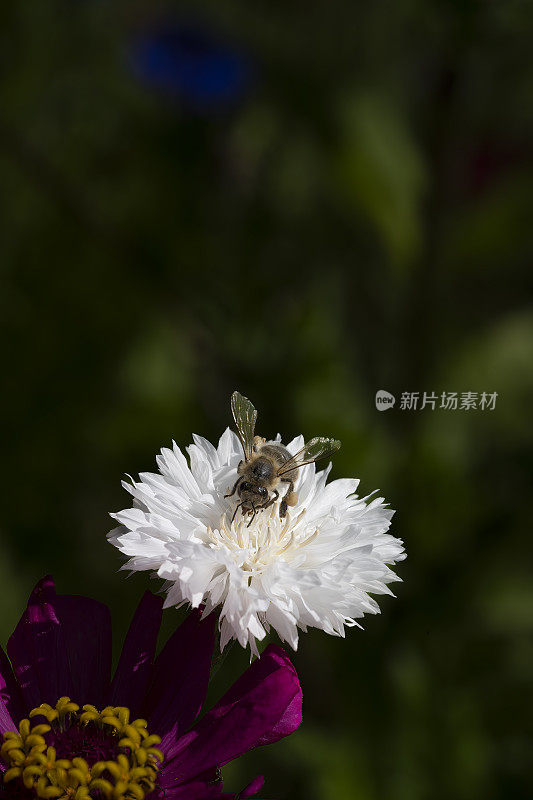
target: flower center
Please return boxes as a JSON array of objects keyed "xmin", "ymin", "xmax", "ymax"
[
  {"xmin": 1, "ymin": 697, "xmax": 163, "ymax": 800},
  {"xmin": 206, "ymin": 505, "xmax": 319, "ymax": 575}
]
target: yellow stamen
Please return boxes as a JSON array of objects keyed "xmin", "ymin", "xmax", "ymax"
[{"xmin": 1, "ymin": 697, "xmax": 163, "ymax": 800}]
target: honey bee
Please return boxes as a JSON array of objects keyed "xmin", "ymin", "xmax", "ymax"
[{"xmin": 225, "ymin": 391, "xmax": 341, "ymax": 525}]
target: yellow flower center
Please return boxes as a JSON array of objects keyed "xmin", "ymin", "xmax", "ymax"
[{"xmin": 1, "ymin": 697, "xmax": 163, "ymax": 800}]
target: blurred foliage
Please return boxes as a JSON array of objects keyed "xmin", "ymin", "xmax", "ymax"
[{"xmin": 1, "ymin": 0, "xmax": 532, "ymax": 798}]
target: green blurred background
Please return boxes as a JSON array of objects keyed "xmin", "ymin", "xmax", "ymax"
[{"xmin": 1, "ymin": 1, "xmax": 532, "ymax": 798}]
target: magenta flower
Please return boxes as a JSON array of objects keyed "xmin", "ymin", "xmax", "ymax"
[{"xmin": 0, "ymin": 577, "xmax": 302, "ymax": 800}]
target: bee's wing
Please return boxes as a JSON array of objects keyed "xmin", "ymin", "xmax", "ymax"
[
  {"xmin": 231, "ymin": 391, "xmax": 258, "ymax": 461},
  {"xmin": 276, "ymin": 437, "xmax": 341, "ymax": 475}
]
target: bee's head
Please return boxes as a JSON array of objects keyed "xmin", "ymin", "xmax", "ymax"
[{"xmin": 238, "ymin": 481, "xmax": 269, "ymax": 506}]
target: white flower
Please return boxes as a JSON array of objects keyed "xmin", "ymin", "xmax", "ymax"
[{"xmin": 109, "ymin": 429, "xmax": 405, "ymax": 654}]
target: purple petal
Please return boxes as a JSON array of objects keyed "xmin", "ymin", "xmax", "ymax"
[
  {"xmin": 218, "ymin": 645, "xmax": 303, "ymax": 747},
  {"xmin": 240, "ymin": 775, "xmax": 265, "ymax": 797},
  {"xmin": 0, "ymin": 645, "xmax": 24, "ymax": 727},
  {"xmin": 160, "ymin": 780, "xmax": 225, "ymax": 799},
  {"xmin": 163, "ymin": 645, "xmax": 302, "ymax": 784},
  {"xmin": 108, "ymin": 592, "xmax": 163, "ymax": 715},
  {"xmin": 144, "ymin": 608, "xmax": 216, "ymax": 747},
  {"xmin": 51, "ymin": 595, "xmax": 112, "ymax": 707},
  {"xmin": 0, "ymin": 695, "xmax": 17, "ymax": 738},
  {"xmin": 7, "ymin": 576, "xmax": 112, "ymax": 709},
  {"xmin": 7, "ymin": 577, "xmax": 62, "ymax": 709}
]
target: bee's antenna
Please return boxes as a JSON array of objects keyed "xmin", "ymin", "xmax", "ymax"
[{"xmin": 247, "ymin": 504, "xmax": 257, "ymax": 528}]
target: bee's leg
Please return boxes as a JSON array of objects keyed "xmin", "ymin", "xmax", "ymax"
[
  {"xmin": 231, "ymin": 501, "xmax": 244, "ymax": 523},
  {"xmin": 225, "ymin": 476, "xmax": 243, "ymax": 499},
  {"xmin": 279, "ymin": 480, "xmax": 298, "ymax": 517},
  {"xmin": 261, "ymin": 489, "xmax": 279, "ymax": 511}
]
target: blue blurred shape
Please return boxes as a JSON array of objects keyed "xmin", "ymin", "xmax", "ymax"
[{"xmin": 129, "ymin": 21, "xmax": 253, "ymax": 110}]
